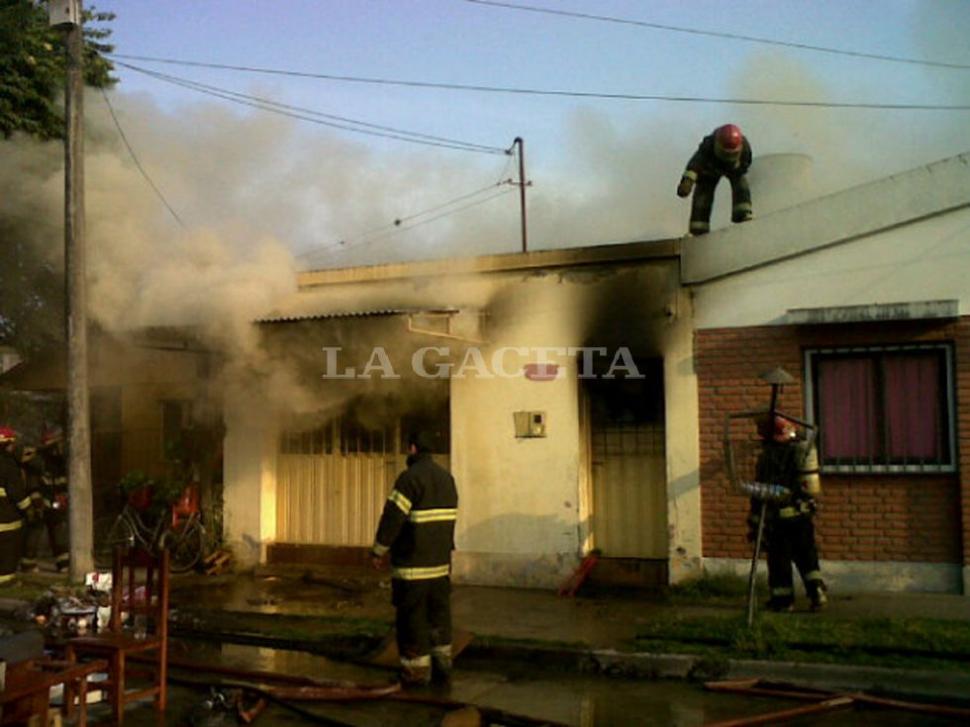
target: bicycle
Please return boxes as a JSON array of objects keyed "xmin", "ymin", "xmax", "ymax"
[{"xmin": 94, "ymin": 483, "xmax": 208, "ymax": 574}]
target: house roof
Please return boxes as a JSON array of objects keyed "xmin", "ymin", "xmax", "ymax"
[
  {"xmin": 296, "ymin": 238, "xmax": 680, "ymax": 288},
  {"xmin": 682, "ymin": 150, "xmax": 970, "ymax": 285}
]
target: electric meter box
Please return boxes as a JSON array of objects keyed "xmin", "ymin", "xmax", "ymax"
[
  {"xmin": 514, "ymin": 411, "xmax": 547, "ymax": 438},
  {"xmin": 49, "ymin": 0, "xmax": 80, "ymax": 27}
]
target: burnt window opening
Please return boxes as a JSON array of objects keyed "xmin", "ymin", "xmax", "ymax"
[{"xmin": 806, "ymin": 344, "xmax": 955, "ymax": 473}]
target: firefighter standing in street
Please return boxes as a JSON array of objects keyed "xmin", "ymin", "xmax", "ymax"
[
  {"xmin": 1, "ymin": 427, "xmax": 31, "ymax": 586},
  {"xmin": 19, "ymin": 442, "xmax": 47, "ymax": 573},
  {"xmin": 676, "ymin": 123, "xmax": 753, "ymax": 235},
  {"xmin": 749, "ymin": 415, "xmax": 828, "ymax": 612},
  {"xmin": 370, "ymin": 432, "xmax": 458, "ymax": 687},
  {"xmin": 37, "ymin": 427, "xmax": 70, "ymax": 572}
]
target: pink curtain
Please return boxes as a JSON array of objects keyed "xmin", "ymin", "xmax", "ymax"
[
  {"xmin": 818, "ymin": 358, "xmax": 878, "ymax": 460},
  {"xmin": 884, "ymin": 353, "xmax": 940, "ymax": 460}
]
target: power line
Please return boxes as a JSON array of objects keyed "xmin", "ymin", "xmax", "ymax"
[
  {"xmin": 463, "ymin": 0, "xmax": 970, "ymax": 71},
  {"xmin": 300, "ymin": 186, "xmax": 517, "ymax": 262},
  {"xmin": 109, "ymin": 53, "xmax": 970, "ymax": 111},
  {"xmin": 115, "ymin": 61, "xmax": 507, "ymax": 155},
  {"xmin": 98, "ymin": 87, "xmax": 186, "ymax": 228}
]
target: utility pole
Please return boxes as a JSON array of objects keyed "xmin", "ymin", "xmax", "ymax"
[
  {"xmin": 52, "ymin": 0, "xmax": 94, "ymax": 578},
  {"xmin": 512, "ymin": 137, "xmax": 529, "ymax": 253}
]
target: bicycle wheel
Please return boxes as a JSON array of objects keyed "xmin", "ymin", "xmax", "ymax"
[
  {"xmin": 94, "ymin": 514, "xmax": 135, "ymax": 569},
  {"xmin": 163, "ymin": 519, "xmax": 205, "ymax": 573}
]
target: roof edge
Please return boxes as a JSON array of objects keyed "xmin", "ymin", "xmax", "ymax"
[{"xmin": 297, "ymin": 238, "xmax": 680, "ymax": 288}]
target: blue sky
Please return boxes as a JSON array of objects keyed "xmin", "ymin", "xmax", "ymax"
[{"xmin": 86, "ymin": 0, "xmax": 970, "ymax": 266}]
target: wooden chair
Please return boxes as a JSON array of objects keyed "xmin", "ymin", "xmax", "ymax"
[
  {"xmin": 65, "ymin": 546, "xmax": 169, "ymax": 726},
  {"xmin": 1, "ymin": 657, "xmax": 107, "ymax": 727}
]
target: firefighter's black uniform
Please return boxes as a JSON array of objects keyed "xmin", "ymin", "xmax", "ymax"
[
  {"xmin": 681, "ymin": 133, "xmax": 753, "ymax": 235},
  {"xmin": 372, "ymin": 451, "xmax": 458, "ymax": 685},
  {"xmin": 750, "ymin": 438, "xmax": 826, "ymax": 611},
  {"xmin": 1, "ymin": 446, "xmax": 31, "ymax": 585},
  {"xmin": 38, "ymin": 444, "xmax": 70, "ymax": 571},
  {"xmin": 19, "ymin": 446, "xmax": 47, "ymax": 572}
]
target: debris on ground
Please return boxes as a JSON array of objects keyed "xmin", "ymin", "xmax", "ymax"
[{"xmin": 202, "ymin": 549, "xmax": 233, "ymax": 575}]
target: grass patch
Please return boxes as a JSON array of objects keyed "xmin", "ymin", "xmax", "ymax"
[
  {"xmin": 634, "ymin": 612, "xmax": 970, "ymax": 672},
  {"xmin": 662, "ymin": 572, "xmax": 765, "ymax": 605}
]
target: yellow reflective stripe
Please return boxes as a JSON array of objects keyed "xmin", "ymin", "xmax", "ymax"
[
  {"xmin": 16, "ymin": 497, "xmax": 31, "ymax": 511},
  {"xmin": 391, "ymin": 564, "xmax": 450, "ymax": 580},
  {"xmin": 0, "ymin": 520, "xmax": 23, "ymax": 533},
  {"xmin": 388, "ymin": 489, "xmax": 412, "ymax": 515},
  {"xmin": 409, "ymin": 508, "xmax": 457, "ymax": 524},
  {"xmin": 55, "ymin": 553, "xmax": 70, "ymax": 564},
  {"xmin": 805, "ymin": 570, "xmax": 822, "ymax": 582},
  {"xmin": 400, "ymin": 654, "xmax": 431, "ymax": 668},
  {"xmin": 684, "ymin": 170, "xmax": 698, "ymax": 182},
  {"xmin": 29, "ymin": 493, "xmax": 43, "ymax": 500},
  {"xmin": 733, "ymin": 202, "xmax": 753, "ymax": 213},
  {"xmin": 0, "ymin": 573, "xmax": 16, "ymax": 584},
  {"xmin": 778, "ymin": 506, "xmax": 799, "ymax": 519},
  {"xmin": 371, "ymin": 543, "xmax": 390, "ymax": 557},
  {"xmin": 0, "ymin": 487, "xmax": 5, "ymax": 498},
  {"xmin": 771, "ymin": 586, "xmax": 793, "ymax": 596}
]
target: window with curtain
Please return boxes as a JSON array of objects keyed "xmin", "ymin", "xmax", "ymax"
[{"xmin": 807, "ymin": 345, "xmax": 954, "ymax": 472}]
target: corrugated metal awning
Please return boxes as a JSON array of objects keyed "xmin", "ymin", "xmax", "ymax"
[{"xmin": 256, "ymin": 307, "xmax": 460, "ymax": 324}]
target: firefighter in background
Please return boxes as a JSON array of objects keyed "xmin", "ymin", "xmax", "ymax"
[
  {"xmin": 749, "ymin": 415, "xmax": 828, "ymax": 612},
  {"xmin": 19, "ymin": 442, "xmax": 47, "ymax": 573},
  {"xmin": 370, "ymin": 432, "xmax": 458, "ymax": 687},
  {"xmin": 1, "ymin": 427, "xmax": 31, "ymax": 586},
  {"xmin": 37, "ymin": 427, "xmax": 70, "ymax": 572},
  {"xmin": 676, "ymin": 123, "xmax": 753, "ymax": 235}
]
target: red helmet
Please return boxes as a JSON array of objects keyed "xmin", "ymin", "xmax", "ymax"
[
  {"xmin": 0, "ymin": 426, "xmax": 17, "ymax": 444},
  {"xmin": 714, "ymin": 124, "xmax": 744, "ymax": 161},
  {"xmin": 758, "ymin": 415, "xmax": 796, "ymax": 442},
  {"xmin": 41, "ymin": 427, "xmax": 64, "ymax": 447}
]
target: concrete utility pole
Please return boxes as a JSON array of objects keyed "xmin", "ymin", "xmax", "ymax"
[
  {"xmin": 52, "ymin": 0, "xmax": 94, "ymax": 578},
  {"xmin": 513, "ymin": 137, "xmax": 528, "ymax": 253}
]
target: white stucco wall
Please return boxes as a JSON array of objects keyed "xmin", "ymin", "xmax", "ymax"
[
  {"xmin": 691, "ymin": 205, "xmax": 970, "ymax": 330},
  {"xmin": 223, "ymin": 408, "xmax": 279, "ymax": 567},
  {"xmin": 223, "ymin": 251, "xmax": 703, "ymax": 586}
]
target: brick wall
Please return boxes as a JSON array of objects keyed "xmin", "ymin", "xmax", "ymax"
[{"xmin": 696, "ymin": 318, "xmax": 969, "ymax": 565}]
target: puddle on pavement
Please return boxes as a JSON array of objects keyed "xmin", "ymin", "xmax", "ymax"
[{"xmin": 103, "ymin": 642, "xmax": 966, "ymax": 726}]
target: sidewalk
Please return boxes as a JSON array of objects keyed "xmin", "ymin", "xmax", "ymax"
[
  {"xmin": 6, "ymin": 564, "xmax": 970, "ymax": 701},
  {"xmin": 160, "ymin": 563, "xmax": 970, "ymax": 701}
]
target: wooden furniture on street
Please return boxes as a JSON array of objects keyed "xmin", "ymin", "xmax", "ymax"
[
  {"xmin": 65, "ymin": 546, "xmax": 170, "ymax": 726},
  {"xmin": 1, "ymin": 657, "xmax": 107, "ymax": 727}
]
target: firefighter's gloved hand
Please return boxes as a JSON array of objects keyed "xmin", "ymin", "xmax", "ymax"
[{"xmin": 676, "ymin": 176, "xmax": 694, "ymax": 198}]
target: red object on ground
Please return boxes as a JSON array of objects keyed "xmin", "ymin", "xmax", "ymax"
[
  {"xmin": 558, "ymin": 552, "xmax": 599, "ymax": 597},
  {"xmin": 171, "ymin": 484, "xmax": 200, "ymax": 528}
]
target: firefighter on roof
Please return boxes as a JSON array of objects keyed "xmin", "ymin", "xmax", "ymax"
[
  {"xmin": 370, "ymin": 431, "xmax": 458, "ymax": 687},
  {"xmin": 749, "ymin": 415, "xmax": 827, "ymax": 612},
  {"xmin": 677, "ymin": 123, "xmax": 753, "ymax": 235},
  {"xmin": 1, "ymin": 427, "xmax": 31, "ymax": 585}
]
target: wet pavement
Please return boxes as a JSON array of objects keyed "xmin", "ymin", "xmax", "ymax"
[
  {"xmin": 168, "ymin": 563, "xmax": 970, "ymax": 654},
  {"xmin": 5, "ymin": 563, "xmax": 970, "ymax": 725},
  {"xmin": 108, "ymin": 641, "xmax": 964, "ymax": 726}
]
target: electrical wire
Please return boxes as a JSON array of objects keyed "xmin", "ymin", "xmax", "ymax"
[
  {"xmin": 114, "ymin": 61, "xmax": 507, "ymax": 155},
  {"xmin": 463, "ymin": 0, "xmax": 970, "ymax": 71},
  {"xmin": 108, "ymin": 53, "xmax": 970, "ymax": 111},
  {"xmin": 300, "ymin": 186, "xmax": 517, "ymax": 263},
  {"xmin": 295, "ymin": 179, "xmax": 512, "ymax": 258},
  {"xmin": 99, "ymin": 87, "xmax": 186, "ymax": 228}
]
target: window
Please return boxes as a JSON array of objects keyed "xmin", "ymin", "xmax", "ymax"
[{"xmin": 805, "ymin": 344, "xmax": 955, "ymax": 473}]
